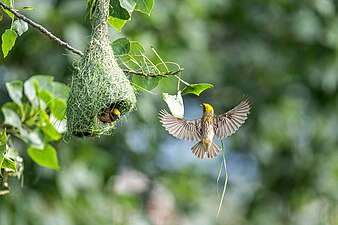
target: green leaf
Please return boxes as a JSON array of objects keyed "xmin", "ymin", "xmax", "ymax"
[
  {"xmin": 1, "ymin": 29, "xmax": 17, "ymax": 58},
  {"xmin": 1, "ymin": 106, "xmax": 32, "ymax": 140},
  {"xmin": 2, "ymin": 102, "xmax": 20, "ymax": 113},
  {"xmin": 27, "ymin": 128, "xmax": 44, "ymax": 150},
  {"xmin": 181, "ymin": 83, "xmax": 214, "ymax": 96},
  {"xmin": 22, "ymin": 6, "xmax": 36, "ymax": 11},
  {"xmin": 23, "ymin": 75, "xmax": 68, "ymax": 123},
  {"xmin": 24, "ymin": 79, "xmax": 38, "ymax": 106},
  {"xmin": 2, "ymin": 107, "xmax": 22, "ymax": 129},
  {"xmin": 108, "ymin": 16, "xmax": 128, "ymax": 32},
  {"xmin": 110, "ymin": 0, "xmax": 130, "ymax": 20},
  {"xmin": 18, "ymin": 128, "xmax": 30, "ymax": 142},
  {"xmin": 112, "ymin": 37, "xmax": 130, "ymax": 55},
  {"xmin": 0, "ymin": 129, "xmax": 6, "ymax": 169},
  {"xmin": 108, "ymin": 0, "xmax": 131, "ymax": 31},
  {"xmin": 1, "ymin": 157, "xmax": 16, "ymax": 171},
  {"xmin": 0, "ymin": 129, "xmax": 6, "ymax": 146},
  {"xmin": 51, "ymin": 82, "xmax": 69, "ymax": 102},
  {"xmin": 24, "ymin": 75, "xmax": 54, "ymax": 106},
  {"xmin": 38, "ymin": 90, "xmax": 53, "ymax": 109},
  {"xmin": 2, "ymin": 0, "xmax": 14, "ymax": 21},
  {"xmin": 117, "ymin": 41, "xmax": 162, "ymax": 77},
  {"xmin": 25, "ymin": 114, "xmax": 38, "ymax": 127},
  {"xmin": 27, "ymin": 144, "xmax": 59, "ymax": 170},
  {"xmin": 119, "ymin": 55, "xmax": 140, "ymax": 70},
  {"xmin": 130, "ymin": 41, "xmax": 145, "ymax": 55},
  {"xmin": 135, "ymin": 0, "xmax": 154, "ymax": 15},
  {"xmin": 31, "ymin": 75, "xmax": 54, "ymax": 91},
  {"xmin": 6, "ymin": 80, "xmax": 23, "ymax": 106},
  {"xmin": 37, "ymin": 110, "xmax": 62, "ymax": 141},
  {"xmin": 3, "ymin": 0, "xmax": 12, "ymax": 7},
  {"xmin": 0, "ymin": 12, "xmax": 3, "ymax": 21},
  {"xmin": 50, "ymin": 99, "xmax": 67, "ymax": 120},
  {"xmin": 12, "ymin": 19, "xmax": 29, "ymax": 36},
  {"xmin": 38, "ymin": 89, "xmax": 67, "ymax": 121},
  {"xmin": 120, "ymin": 0, "xmax": 136, "ymax": 12},
  {"xmin": 1, "ymin": 107, "xmax": 30, "ymax": 141},
  {"xmin": 119, "ymin": 41, "xmax": 146, "ymax": 70},
  {"xmin": 132, "ymin": 76, "xmax": 160, "ymax": 91}
]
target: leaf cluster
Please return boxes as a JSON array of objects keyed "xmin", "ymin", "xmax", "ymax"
[
  {"xmin": 112, "ymin": 37, "xmax": 213, "ymax": 96},
  {"xmin": 0, "ymin": 0, "xmax": 33, "ymax": 58},
  {"xmin": 87, "ymin": 0, "xmax": 154, "ymax": 31},
  {"xmin": 0, "ymin": 75, "xmax": 69, "ymax": 193}
]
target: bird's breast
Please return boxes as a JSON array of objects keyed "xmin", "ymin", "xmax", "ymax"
[
  {"xmin": 207, "ymin": 129, "xmax": 214, "ymax": 140},
  {"xmin": 200, "ymin": 115, "xmax": 215, "ymax": 139}
]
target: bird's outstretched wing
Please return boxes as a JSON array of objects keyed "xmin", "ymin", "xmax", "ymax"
[
  {"xmin": 214, "ymin": 98, "xmax": 251, "ymax": 139},
  {"xmin": 159, "ymin": 109, "xmax": 201, "ymax": 141}
]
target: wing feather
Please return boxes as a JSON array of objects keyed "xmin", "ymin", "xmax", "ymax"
[
  {"xmin": 214, "ymin": 98, "xmax": 251, "ymax": 139},
  {"xmin": 159, "ymin": 110, "xmax": 201, "ymax": 141}
]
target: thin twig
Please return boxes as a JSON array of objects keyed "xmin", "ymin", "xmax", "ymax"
[
  {"xmin": 0, "ymin": 0, "xmax": 84, "ymax": 56},
  {"xmin": 151, "ymin": 46, "xmax": 169, "ymax": 72},
  {"xmin": 123, "ymin": 68, "xmax": 184, "ymax": 78}
]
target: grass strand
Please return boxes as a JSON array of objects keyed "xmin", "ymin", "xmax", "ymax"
[{"xmin": 216, "ymin": 139, "xmax": 228, "ymax": 217}]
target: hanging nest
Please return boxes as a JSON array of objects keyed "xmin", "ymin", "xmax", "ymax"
[{"xmin": 66, "ymin": 0, "xmax": 136, "ymax": 137}]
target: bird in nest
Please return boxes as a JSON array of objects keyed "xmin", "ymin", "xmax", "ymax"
[
  {"xmin": 159, "ymin": 98, "xmax": 251, "ymax": 159},
  {"xmin": 97, "ymin": 107, "xmax": 121, "ymax": 123}
]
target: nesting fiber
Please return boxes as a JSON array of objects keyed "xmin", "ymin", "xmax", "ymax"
[{"xmin": 66, "ymin": 0, "xmax": 136, "ymax": 137}]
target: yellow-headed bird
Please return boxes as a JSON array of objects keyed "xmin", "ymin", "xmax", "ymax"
[
  {"xmin": 98, "ymin": 108, "xmax": 121, "ymax": 123},
  {"xmin": 159, "ymin": 98, "xmax": 251, "ymax": 159}
]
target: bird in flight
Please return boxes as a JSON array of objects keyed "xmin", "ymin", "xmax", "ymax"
[{"xmin": 159, "ymin": 98, "xmax": 251, "ymax": 159}]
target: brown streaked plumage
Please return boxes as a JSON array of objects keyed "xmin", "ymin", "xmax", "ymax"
[{"xmin": 159, "ymin": 98, "xmax": 251, "ymax": 159}]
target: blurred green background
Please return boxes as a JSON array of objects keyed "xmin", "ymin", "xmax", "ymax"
[{"xmin": 1, "ymin": 0, "xmax": 338, "ymax": 224}]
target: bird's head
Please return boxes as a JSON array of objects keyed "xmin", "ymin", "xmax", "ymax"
[
  {"xmin": 111, "ymin": 108, "xmax": 121, "ymax": 119},
  {"xmin": 202, "ymin": 103, "xmax": 214, "ymax": 114}
]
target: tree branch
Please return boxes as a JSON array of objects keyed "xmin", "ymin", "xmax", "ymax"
[
  {"xmin": 0, "ymin": 1, "xmax": 183, "ymax": 78},
  {"xmin": 122, "ymin": 68, "xmax": 184, "ymax": 78},
  {"xmin": 0, "ymin": 1, "xmax": 84, "ymax": 56}
]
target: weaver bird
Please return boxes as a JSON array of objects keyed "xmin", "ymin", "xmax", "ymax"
[
  {"xmin": 159, "ymin": 98, "xmax": 251, "ymax": 159},
  {"xmin": 97, "ymin": 107, "xmax": 121, "ymax": 123}
]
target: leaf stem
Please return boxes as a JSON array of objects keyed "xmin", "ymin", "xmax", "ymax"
[
  {"xmin": 151, "ymin": 46, "xmax": 169, "ymax": 72},
  {"xmin": 174, "ymin": 75, "xmax": 190, "ymax": 86}
]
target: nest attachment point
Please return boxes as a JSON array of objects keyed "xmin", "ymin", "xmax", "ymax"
[{"xmin": 66, "ymin": 0, "xmax": 136, "ymax": 137}]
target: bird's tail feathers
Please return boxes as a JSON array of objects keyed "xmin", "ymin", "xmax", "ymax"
[
  {"xmin": 191, "ymin": 141, "xmax": 221, "ymax": 159},
  {"xmin": 209, "ymin": 141, "xmax": 222, "ymax": 158},
  {"xmin": 191, "ymin": 141, "xmax": 205, "ymax": 159}
]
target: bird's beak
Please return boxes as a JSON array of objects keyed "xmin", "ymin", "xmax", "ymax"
[{"xmin": 117, "ymin": 114, "xmax": 121, "ymax": 119}]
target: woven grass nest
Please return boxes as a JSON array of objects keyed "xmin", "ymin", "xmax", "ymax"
[{"xmin": 66, "ymin": 0, "xmax": 136, "ymax": 137}]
